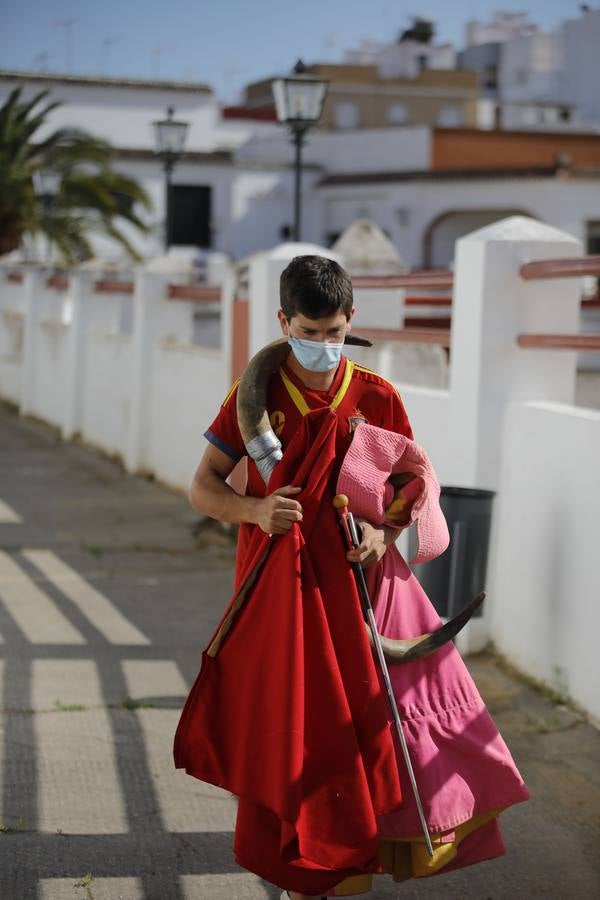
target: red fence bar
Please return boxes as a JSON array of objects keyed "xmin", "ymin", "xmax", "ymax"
[
  {"xmin": 404, "ymin": 316, "xmax": 452, "ymax": 330},
  {"xmin": 517, "ymin": 333, "xmax": 600, "ymax": 350},
  {"xmin": 352, "ymin": 271, "xmax": 454, "ymax": 289},
  {"xmin": 94, "ymin": 279, "xmax": 134, "ymax": 294},
  {"xmin": 6, "ymin": 271, "xmax": 23, "ymax": 284},
  {"xmin": 167, "ymin": 284, "xmax": 221, "ymax": 302},
  {"xmin": 355, "ymin": 326, "xmax": 451, "ymax": 348},
  {"xmin": 46, "ymin": 274, "xmax": 68, "ymax": 289},
  {"xmin": 520, "ymin": 256, "xmax": 600, "ymax": 280},
  {"xmin": 405, "ymin": 294, "xmax": 452, "ymax": 307}
]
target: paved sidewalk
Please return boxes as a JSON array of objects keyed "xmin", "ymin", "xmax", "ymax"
[{"xmin": 0, "ymin": 401, "xmax": 599, "ymax": 900}]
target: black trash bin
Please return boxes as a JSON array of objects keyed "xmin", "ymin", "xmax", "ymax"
[{"xmin": 408, "ymin": 486, "xmax": 495, "ymax": 618}]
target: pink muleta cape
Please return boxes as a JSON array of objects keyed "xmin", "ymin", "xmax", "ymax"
[{"xmin": 336, "ymin": 423, "xmax": 529, "ymax": 878}]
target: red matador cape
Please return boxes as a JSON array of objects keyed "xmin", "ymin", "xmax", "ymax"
[
  {"xmin": 174, "ymin": 408, "xmax": 530, "ymax": 896},
  {"xmin": 174, "ymin": 407, "xmax": 405, "ymax": 894}
]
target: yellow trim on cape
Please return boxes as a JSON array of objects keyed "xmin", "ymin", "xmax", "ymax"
[
  {"xmin": 330, "ymin": 808, "xmax": 504, "ymax": 895},
  {"xmin": 278, "ymin": 360, "xmax": 355, "ymax": 416},
  {"xmin": 278, "ymin": 368, "xmax": 310, "ymax": 415}
]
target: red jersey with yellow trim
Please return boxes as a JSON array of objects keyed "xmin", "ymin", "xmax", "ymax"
[{"xmin": 205, "ymin": 355, "xmax": 413, "ymax": 497}]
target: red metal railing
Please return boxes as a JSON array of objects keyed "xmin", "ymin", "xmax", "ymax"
[
  {"xmin": 518, "ymin": 254, "xmax": 600, "ymax": 350},
  {"xmin": 352, "ymin": 271, "xmax": 454, "ymax": 289},
  {"xmin": 6, "ymin": 271, "xmax": 23, "ymax": 284},
  {"xmin": 167, "ymin": 284, "xmax": 221, "ymax": 302},
  {"xmin": 355, "ymin": 327, "xmax": 451, "ymax": 348},
  {"xmin": 46, "ymin": 274, "xmax": 68, "ymax": 289},
  {"xmin": 517, "ymin": 334, "xmax": 600, "ymax": 350},
  {"xmin": 520, "ymin": 256, "xmax": 600, "ymax": 280},
  {"xmin": 94, "ymin": 279, "xmax": 134, "ymax": 294}
]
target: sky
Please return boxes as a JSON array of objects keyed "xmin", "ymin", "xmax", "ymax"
[{"xmin": 0, "ymin": 0, "xmax": 583, "ymax": 103}]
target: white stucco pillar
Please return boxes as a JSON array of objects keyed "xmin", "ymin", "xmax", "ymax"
[
  {"xmin": 449, "ymin": 215, "xmax": 582, "ymax": 491},
  {"xmin": 20, "ymin": 268, "xmax": 46, "ymax": 417},
  {"xmin": 124, "ymin": 267, "xmax": 169, "ymax": 473},
  {"xmin": 62, "ymin": 270, "xmax": 94, "ymax": 440}
]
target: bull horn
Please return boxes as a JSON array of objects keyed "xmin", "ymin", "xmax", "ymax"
[
  {"xmin": 237, "ymin": 339, "xmax": 289, "ymax": 483},
  {"xmin": 237, "ymin": 336, "xmax": 372, "ymax": 483},
  {"xmin": 366, "ymin": 592, "xmax": 486, "ymax": 664}
]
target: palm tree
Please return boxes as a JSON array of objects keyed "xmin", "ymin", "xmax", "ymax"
[{"xmin": 0, "ymin": 85, "xmax": 152, "ymax": 262}]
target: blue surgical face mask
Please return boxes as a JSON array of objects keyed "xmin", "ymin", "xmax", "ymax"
[{"xmin": 288, "ymin": 336, "xmax": 344, "ymax": 372}]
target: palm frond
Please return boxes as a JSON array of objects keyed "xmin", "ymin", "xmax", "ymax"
[{"xmin": 0, "ymin": 85, "xmax": 152, "ymax": 262}]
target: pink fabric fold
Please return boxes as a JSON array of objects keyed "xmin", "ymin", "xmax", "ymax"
[
  {"xmin": 366, "ymin": 546, "xmax": 530, "ymax": 844},
  {"xmin": 336, "ymin": 423, "xmax": 449, "ymax": 564}
]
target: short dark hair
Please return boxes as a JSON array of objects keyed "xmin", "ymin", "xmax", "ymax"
[{"xmin": 280, "ymin": 255, "xmax": 354, "ymax": 320}]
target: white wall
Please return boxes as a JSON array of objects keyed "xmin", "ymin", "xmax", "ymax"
[
  {"xmin": 234, "ymin": 126, "xmax": 431, "ymax": 174},
  {"xmin": 0, "ymin": 78, "xmax": 265, "ymax": 155},
  {"xmin": 1, "ymin": 221, "xmax": 599, "ymax": 721},
  {"xmin": 561, "ymin": 8, "xmax": 600, "ymax": 124},
  {"xmin": 320, "ymin": 176, "xmax": 600, "ymax": 268},
  {"xmin": 0, "ymin": 278, "xmax": 26, "ymax": 403},
  {"xmin": 490, "ymin": 402, "xmax": 600, "ymax": 723}
]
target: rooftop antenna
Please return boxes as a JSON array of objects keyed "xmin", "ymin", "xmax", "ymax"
[
  {"xmin": 52, "ymin": 18, "xmax": 78, "ymax": 73},
  {"xmin": 32, "ymin": 51, "xmax": 53, "ymax": 72},
  {"xmin": 102, "ymin": 36, "xmax": 118, "ymax": 76},
  {"xmin": 151, "ymin": 45, "xmax": 175, "ymax": 79}
]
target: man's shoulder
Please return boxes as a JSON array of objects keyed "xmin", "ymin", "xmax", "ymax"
[{"xmin": 350, "ymin": 361, "xmax": 400, "ymax": 395}]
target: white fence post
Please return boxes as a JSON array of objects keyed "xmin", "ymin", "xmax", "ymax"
[
  {"xmin": 450, "ymin": 215, "xmax": 582, "ymax": 491},
  {"xmin": 449, "ymin": 216, "xmax": 582, "ymax": 655},
  {"xmin": 124, "ymin": 267, "xmax": 168, "ymax": 473},
  {"xmin": 62, "ymin": 269, "xmax": 93, "ymax": 440},
  {"xmin": 20, "ymin": 268, "xmax": 46, "ymax": 417}
]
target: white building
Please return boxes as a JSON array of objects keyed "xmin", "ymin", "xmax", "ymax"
[
  {"xmin": 462, "ymin": 7, "xmax": 600, "ymax": 132},
  {"xmin": 561, "ymin": 7, "xmax": 600, "ymax": 126},
  {"xmin": 465, "ymin": 12, "xmax": 537, "ymax": 47},
  {"xmin": 344, "ymin": 18, "xmax": 456, "ymax": 79},
  {"xmin": 1, "ymin": 69, "xmax": 600, "ymax": 269}
]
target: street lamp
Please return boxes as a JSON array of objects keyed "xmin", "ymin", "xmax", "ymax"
[
  {"xmin": 152, "ymin": 106, "xmax": 189, "ymax": 250},
  {"xmin": 272, "ymin": 60, "xmax": 329, "ymax": 242},
  {"xmin": 32, "ymin": 168, "xmax": 62, "ymax": 262}
]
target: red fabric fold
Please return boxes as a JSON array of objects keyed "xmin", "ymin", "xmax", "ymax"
[{"xmin": 174, "ymin": 408, "xmax": 403, "ymax": 893}]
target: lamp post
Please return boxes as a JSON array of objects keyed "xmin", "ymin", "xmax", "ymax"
[
  {"xmin": 272, "ymin": 60, "xmax": 329, "ymax": 242},
  {"xmin": 152, "ymin": 106, "xmax": 189, "ymax": 250},
  {"xmin": 32, "ymin": 168, "xmax": 62, "ymax": 262}
]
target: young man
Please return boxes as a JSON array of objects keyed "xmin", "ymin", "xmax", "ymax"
[
  {"xmin": 190, "ymin": 254, "xmax": 410, "ymax": 566},
  {"xmin": 175, "ymin": 254, "xmax": 528, "ymax": 897},
  {"xmin": 180, "ymin": 255, "xmax": 414, "ymax": 898}
]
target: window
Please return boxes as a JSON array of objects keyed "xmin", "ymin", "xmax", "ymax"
[
  {"xmin": 333, "ymin": 102, "xmax": 360, "ymax": 130},
  {"xmin": 586, "ymin": 221, "xmax": 600, "ymax": 255},
  {"xmin": 483, "ymin": 65, "xmax": 498, "ymax": 91},
  {"xmin": 388, "ymin": 103, "xmax": 408, "ymax": 125},
  {"xmin": 168, "ymin": 184, "xmax": 212, "ymax": 247},
  {"xmin": 437, "ymin": 106, "xmax": 464, "ymax": 127}
]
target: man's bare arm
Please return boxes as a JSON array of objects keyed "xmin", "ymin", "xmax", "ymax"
[{"xmin": 189, "ymin": 444, "xmax": 303, "ymax": 535}]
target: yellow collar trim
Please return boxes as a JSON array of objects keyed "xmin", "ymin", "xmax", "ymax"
[
  {"xmin": 279, "ymin": 367, "xmax": 310, "ymax": 415},
  {"xmin": 278, "ymin": 360, "xmax": 355, "ymax": 416}
]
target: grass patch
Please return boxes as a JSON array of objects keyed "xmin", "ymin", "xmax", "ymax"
[
  {"xmin": 0, "ymin": 815, "xmax": 27, "ymax": 833},
  {"xmin": 74, "ymin": 871, "xmax": 95, "ymax": 897},
  {"xmin": 490, "ymin": 650, "xmax": 587, "ymax": 719},
  {"xmin": 120, "ymin": 696, "xmax": 155, "ymax": 711},
  {"xmin": 53, "ymin": 700, "xmax": 87, "ymax": 712}
]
